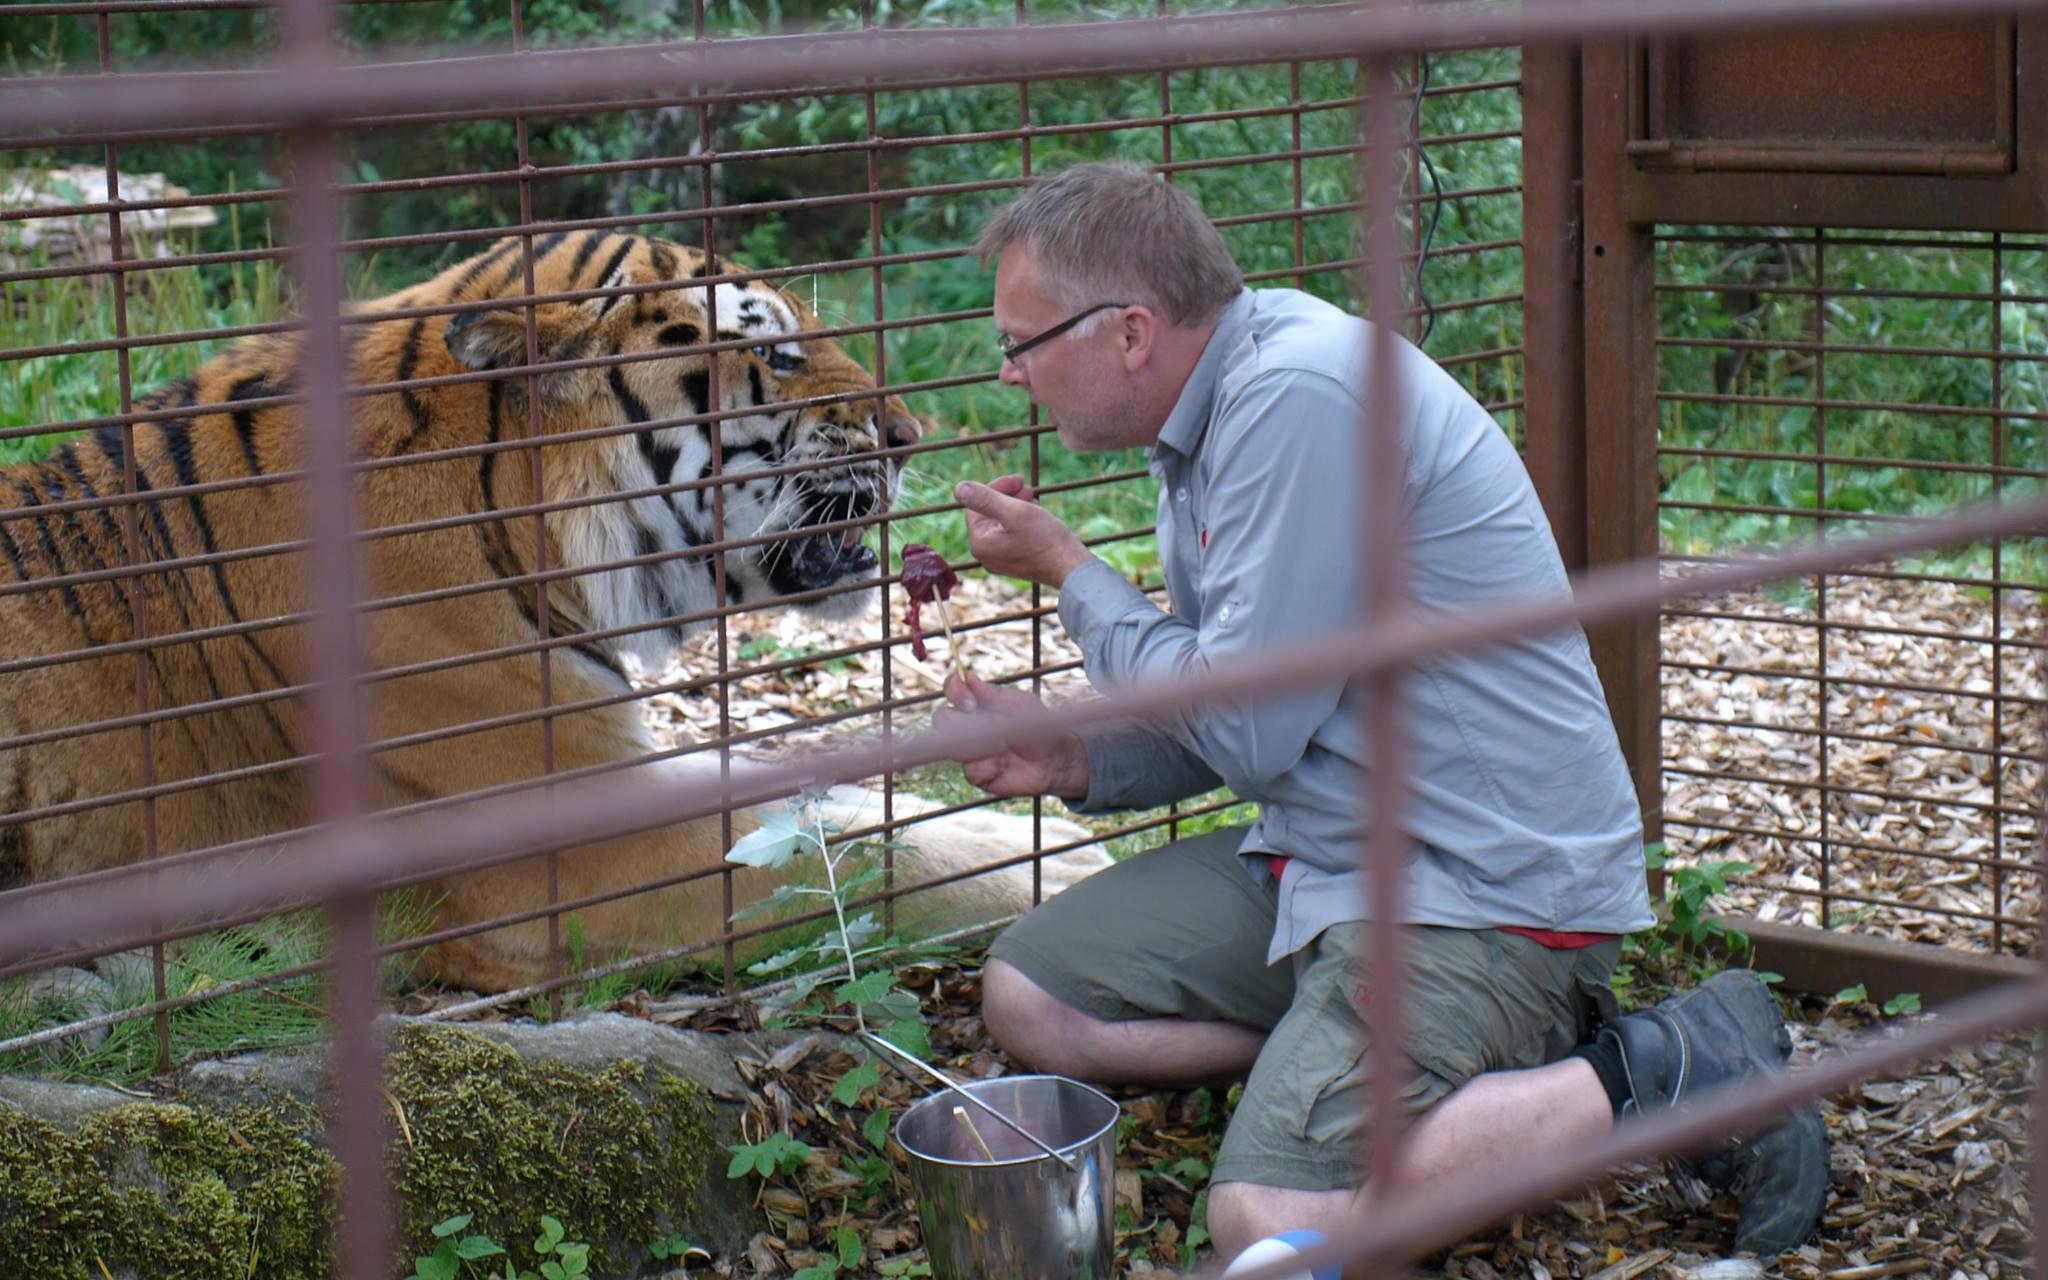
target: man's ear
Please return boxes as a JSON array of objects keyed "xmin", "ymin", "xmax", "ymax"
[{"xmin": 1118, "ymin": 304, "xmax": 1160, "ymax": 373}]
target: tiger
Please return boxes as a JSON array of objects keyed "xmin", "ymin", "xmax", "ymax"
[{"xmin": 0, "ymin": 230, "xmax": 1108, "ymax": 994}]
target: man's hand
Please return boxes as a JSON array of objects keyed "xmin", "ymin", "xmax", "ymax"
[
  {"xmin": 956, "ymin": 475, "xmax": 1096, "ymax": 589},
  {"xmin": 935, "ymin": 672, "xmax": 1091, "ymax": 802}
]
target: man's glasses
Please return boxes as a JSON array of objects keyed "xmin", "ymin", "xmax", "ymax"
[{"xmin": 997, "ymin": 300, "xmax": 1130, "ymax": 364}]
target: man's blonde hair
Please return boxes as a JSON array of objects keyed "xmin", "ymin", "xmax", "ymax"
[{"xmin": 975, "ymin": 162, "xmax": 1244, "ymax": 328}]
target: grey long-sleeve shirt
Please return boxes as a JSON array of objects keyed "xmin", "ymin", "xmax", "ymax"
[{"xmin": 1056, "ymin": 288, "xmax": 1653, "ymax": 962}]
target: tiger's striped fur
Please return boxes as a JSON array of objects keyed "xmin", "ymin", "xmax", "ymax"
[{"xmin": 0, "ymin": 232, "xmax": 1074, "ymax": 993}]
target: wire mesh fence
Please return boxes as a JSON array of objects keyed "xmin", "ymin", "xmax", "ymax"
[{"xmin": 0, "ymin": 0, "xmax": 2042, "ymax": 1277}]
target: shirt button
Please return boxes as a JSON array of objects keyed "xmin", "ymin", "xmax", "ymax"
[
  {"xmin": 1175, "ymin": 487, "xmax": 1189, "ymax": 502},
  {"xmin": 1218, "ymin": 603, "xmax": 1235, "ymax": 624}
]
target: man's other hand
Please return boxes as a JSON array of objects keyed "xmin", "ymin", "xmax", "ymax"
[
  {"xmin": 935, "ymin": 672, "xmax": 1091, "ymax": 802},
  {"xmin": 956, "ymin": 475, "xmax": 1095, "ymax": 589}
]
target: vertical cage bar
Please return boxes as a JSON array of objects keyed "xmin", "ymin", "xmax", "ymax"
[
  {"xmin": 1814, "ymin": 228, "xmax": 1832, "ymax": 930},
  {"xmin": 509, "ymin": 0, "xmax": 566, "ymax": 1021},
  {"xmin": 2035, "ymin": 656, "xmax": 2047, "ymax": 1280},
  {"xmin": 1019, "ymin": 0, "xmax": 1046, "ymax": 882},
  {"xmin": 1990, "ymin": 233, "xmax": 2008, "ymax": 953},
  {"xmin": 94, "ymin": 8, "xmax": 172, "ymax": 1074},
  {"xmin": 1359, "ymin": 33, "xmax": 1414, "ymax": 1238},
  {"xmin": 1520, "ymin": 42, "xmax": 1589, "ymax": 573},
  {"xmin": 692, "ymin": 0, "xmax": 737, "ymax": 994},
  {"xmin": 1291, "ymin": 36, "xmax": 1307, "ymax": 291},
  {"xmin": 1580, "ymin": 40, "xmax": 1661, "ymax": 836},
  {"xmin": 1160, "ymin": 0, "xmax": 1182, "ymax": 851},
  {"xmin": 862, "ymin": 0, "xmax": 901, "ymax": 936},
  {"xmin": 278, "ymin": 0, "xmax": 383, "ymax": 1271}
]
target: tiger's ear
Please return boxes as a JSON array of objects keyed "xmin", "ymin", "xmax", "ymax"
[{"xmin": 443, "ymin": 305, "xmax": 591, "ymax": 387}]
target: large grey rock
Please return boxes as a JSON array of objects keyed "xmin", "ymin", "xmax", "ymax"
[
  {"xmin": 0, "ymin": 1074, "xmax": 141, "ymax": 1131},
  {"xmin": 460, "ymin": 1012, "xmax": 753, "ymax": 1103},
  {"xmin": 1, "ymin": 1014, "xmax": 779, "ymax": 1278}
]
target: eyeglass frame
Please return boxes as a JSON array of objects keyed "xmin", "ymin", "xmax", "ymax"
[{"xmin": 997, "ymin": 300, "xmax": 1131, "ymax": 364}]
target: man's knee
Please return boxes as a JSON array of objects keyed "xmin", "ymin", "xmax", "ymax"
[
  {"xmin": 1206, "ymin": 1180, "xmax": 1358, "ymax": 1264},
  {"xmin": 982, "ymin": 957, "xmax": 1099, "ymax": 1074}
]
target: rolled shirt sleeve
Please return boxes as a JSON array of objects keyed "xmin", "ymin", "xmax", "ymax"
[
  {"xmin": 1067, "ymin": 710, "xmax": 1226, "ymax": 813},
  {"xmin": 1058, "ymin": 368, "xmax": 1367, "ymax": 799}
]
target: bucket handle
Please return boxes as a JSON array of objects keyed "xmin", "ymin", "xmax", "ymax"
[{"xmin": 860, "ymin": 1030, "xmax": 1079, "ymax": 1170}]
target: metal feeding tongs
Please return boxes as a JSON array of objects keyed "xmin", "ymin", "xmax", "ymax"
[{"xmin": 859, "ymin": 1029, "xmax": 1078, "ymax": 1170}]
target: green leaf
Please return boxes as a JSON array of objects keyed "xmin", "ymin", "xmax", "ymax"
[
  {"xmin": 1834, "ymin": 983, "xmax": 1869, "ymax": 1005},
  {"xmin": 790, "ymin": 1266, "xmax": 840, "ymax": 1280},
  {"xmin": 1882, "ymin": 991, "xmax": 1922, "ymax": 1016},
  {"xmin": 540, "ymin": 1262, "xmax": 566, "ymax": 1280},
  {"xmin": 837, "ymin": 972, "xmax": 897, "ymax": 1007},
  {"xmin": 456, "ymin": 1236, "xmax": 506, "ymax": 1260},
  {"xmin": 879, "ymin": 1017, "xmax": 931, "ymax": 1060},
  {"xmin": 864, "ymin": 1106, "xmax": 893, "ymax": 1150},
  {"xmin": 871, "ymin": 989, "xmax": 924, "ymax": 1023},
  {"xmin": 835, "ymin": 1224, "xmax": 863, "ymax": 1269},
  {"xmin": 536, "ymin": 1215, "xmax": 565, "ymax": 1252},
  {"xmin": 727, "ymin": 805, "xmax": 805, "ymax": 868},
  {"xmin": 432, "ymin": 1214, "xmax": 474, "ymax": 1238},
  {"xmin": 832, "ymin": 1061, "xmax": 882, "ymax": 1106},
  {"xmin": 413, "ymin": 1244, "xmax": 459, "ymax": 1280},
  {"xmin": 747, "ymin": 942, "xmax": 827, "ymax": 976},
  {"xmin": 837, "ymin": 863, "xmax": 889, "ymax": 898},
  {"xmin": 730, "ymin": 882, "xmax": 802, "ymax": 923}
]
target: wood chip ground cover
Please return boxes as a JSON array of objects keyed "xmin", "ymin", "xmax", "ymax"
[{"xmin": 622, "ymin": 569, "xmax": 2037, "ymax": 1277}]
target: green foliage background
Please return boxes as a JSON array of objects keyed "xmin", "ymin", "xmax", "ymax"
[{"xmin": 6, "ymin": 0, "xmax": 2034, "ymax": 580}]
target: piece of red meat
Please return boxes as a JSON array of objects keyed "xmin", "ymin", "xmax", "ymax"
[{"xmin": 901, "ymin": 543, "xmax": 958, "ymax": 662}]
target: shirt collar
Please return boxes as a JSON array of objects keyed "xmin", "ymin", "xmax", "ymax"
[{"xmin": 1154, "ymin": 289, "xmax": 1252, "ymax": 463}]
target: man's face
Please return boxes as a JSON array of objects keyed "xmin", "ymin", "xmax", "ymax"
[{"xmin": 993, "ymin": 245, "xmax": 1148, "ymax": 453}]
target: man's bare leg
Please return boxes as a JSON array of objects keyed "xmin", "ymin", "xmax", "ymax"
[
  {"xmin": 1205, "ymin": 1060, "xmax": 1612, "ymax": 1275},
  {"xmin": 986, "ymin": 962, "xmax": 1613, "ymax": 1276},
  {"xmin": 982, "ymin": 959, "xmax": 1266, "ymax": 1086}
]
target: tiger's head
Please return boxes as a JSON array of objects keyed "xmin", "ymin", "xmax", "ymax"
[{"xmin": 439, "ymin": 232, "xmax": 920, "ymax": 668}]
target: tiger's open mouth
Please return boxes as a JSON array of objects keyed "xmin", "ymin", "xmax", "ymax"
[{"xmin": 764, "ymin": 483, "xmax": 882, "ymax": 597}]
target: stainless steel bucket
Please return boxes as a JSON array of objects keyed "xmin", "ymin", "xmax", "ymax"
[{"xmin": 895, "ymin": 1074, "xmax": 1122, "ymax": 1280}]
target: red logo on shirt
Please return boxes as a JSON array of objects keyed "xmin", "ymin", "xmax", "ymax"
[{"xmin": 1200, "ymin": 527, "xmax": 1209, "ymax": 550}]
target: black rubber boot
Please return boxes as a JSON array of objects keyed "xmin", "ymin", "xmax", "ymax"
[{"xmin": 1598, "ymin": 970, "xmax": 1830, "ymax": 1257}]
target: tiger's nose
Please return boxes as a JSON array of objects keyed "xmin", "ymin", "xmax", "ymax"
[{"xmin": 885, "ymin": 417, "xmax": 920, "ymax": 451}]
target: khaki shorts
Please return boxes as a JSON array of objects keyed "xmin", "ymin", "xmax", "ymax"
[{"xmin": 989, "ymin": 827, "xmax": 1620, "ymax": 1191}]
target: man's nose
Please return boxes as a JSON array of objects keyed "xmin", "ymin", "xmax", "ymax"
[{"xmin": 999, "ymin": 356, "xmax": 1028, "ymax": 388}]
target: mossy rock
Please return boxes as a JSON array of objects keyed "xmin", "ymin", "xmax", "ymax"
[{"xmin": 0, "ymin": 1018, "xmax": 749, "ymax": 1279}]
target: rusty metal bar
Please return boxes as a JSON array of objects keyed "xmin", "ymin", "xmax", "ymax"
[
  {"xmin": 1359, "ymin": 30, "xmax": 1414, "ymax": 1215},
  {"xmin": 1520, "ymin": 41, "xmax": 1587, "ymax": 570},
  {"xmin": 269, "ymin": 0, "xmax": 385, "ymax": 1274},
  {"xmin": 87, "ymin": 1, "xmax": 177, "ymax": 1078},
  {"xmin": 12, "ymin": 0, "xmax": 2048, "ymax": 141}
]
